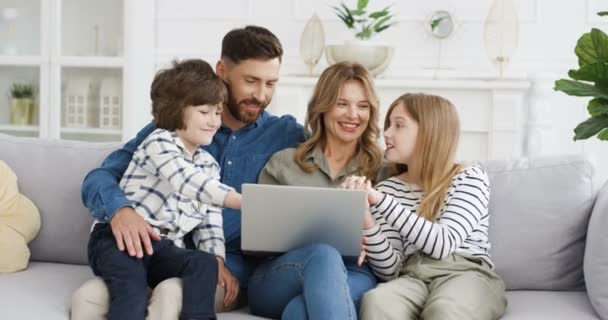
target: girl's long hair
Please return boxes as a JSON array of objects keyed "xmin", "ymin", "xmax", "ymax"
[
  {"xmin": 385, "ymin": 93, "xmax": 462, "ymax": 221},
  {"xmin": 295, "ymin": 62, "xmax": 383, "ymax": 181}
]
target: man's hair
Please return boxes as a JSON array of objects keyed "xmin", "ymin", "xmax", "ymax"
[
  {"xmin": 151, "ymin": 59, "xmax": 227, "ymax": 131},
  {"xmin": 221, "ymin": 25, "xmax": 283, "ymax": 64}
]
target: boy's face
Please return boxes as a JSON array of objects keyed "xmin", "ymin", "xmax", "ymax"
[
  {"xmin": 218, "ymin": 58, "xmax": 280, "ymax": 125},
  {"xmin": 176, "ymin": 104, "xmax": 222, "ymax": 153}
]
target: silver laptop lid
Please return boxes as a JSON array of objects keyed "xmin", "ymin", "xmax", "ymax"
[{"xmin": 241, "ymin": 183, "xmax": 366, "ymax": 257}]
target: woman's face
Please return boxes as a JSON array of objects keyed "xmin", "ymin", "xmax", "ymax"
[
  {"xmin": 323, "ymin": 80, "xmax": 371, "ymax": 146},
  {"xmin": 384, "ymin": 103, "xmax": 419, "ymax": 165}
]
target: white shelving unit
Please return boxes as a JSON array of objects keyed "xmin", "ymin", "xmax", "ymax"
[{"xmin": 0, "ymin": 0, "xmax": 154, "ymax": 142}]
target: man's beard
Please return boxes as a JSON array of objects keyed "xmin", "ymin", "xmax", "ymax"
[{"xmin": 226, "ymin": 90, "xmax": 269, "ymax": 125}]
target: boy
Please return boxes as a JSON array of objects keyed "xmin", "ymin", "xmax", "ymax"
[{"xmin": 87, "ymin": 59, "xmax": 241, "ymax": 320}]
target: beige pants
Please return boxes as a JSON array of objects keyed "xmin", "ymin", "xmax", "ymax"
[
  {"xmin": 70, "ymin": 277, "xmax": 238, "ymax": 320},
  {"xmin": 360, "ymin": 253, "xmax": 507, "ymax": 320}
]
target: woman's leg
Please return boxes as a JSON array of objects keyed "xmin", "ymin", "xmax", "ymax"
[
  {"xmin": 344, "ymin": 258, "xmax": 377, "ymax": 311},
  {"xmin": 248, "ymin": 243, "xmax": 355, "ymax": 320}
]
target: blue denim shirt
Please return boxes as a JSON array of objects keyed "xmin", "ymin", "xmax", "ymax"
[{"xmin": 81, "ymin": 111, "xmax": 306, "ymax": 251}]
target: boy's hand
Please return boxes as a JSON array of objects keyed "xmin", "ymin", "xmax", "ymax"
[
  {"xmin": 223, "ymin": 191, "xmax": 242, "ymax": 210},
  {"xmin": 217, "ymin": 257, "xmax": 239, "ymax": 307},
  {"xmin": 110, "ymin": 207, "xmax": 160, "ymax": 258}
]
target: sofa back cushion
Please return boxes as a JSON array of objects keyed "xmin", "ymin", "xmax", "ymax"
[
  {"xmin": 584, "ymin": 180, "xmax": 608, "ymax": 319},
  {"xmin": 483, "ymin": 155, "xmax": 594, "ymax": 291},
  {"xmin": 0, "ymin": 133, "xmax": 120, "ymax": 265}
]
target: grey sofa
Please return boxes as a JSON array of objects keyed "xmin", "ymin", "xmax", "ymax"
[{"xmin": 0, "ymin": 132, "xmax": 606, "ymax": 320}]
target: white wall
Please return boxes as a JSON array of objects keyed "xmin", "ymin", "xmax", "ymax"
[{"xmin": 152, "ymin": 0, "xmax": 608, "ymax": 185}]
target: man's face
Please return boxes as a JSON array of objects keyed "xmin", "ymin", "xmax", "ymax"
[{"xmin": 220, "ymin": 58, "xmax": 281, "ymax": 125}]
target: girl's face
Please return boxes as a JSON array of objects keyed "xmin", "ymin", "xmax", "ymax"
[
  {"xmin": 384, "ymin": 103, "xmax": 419, "ymax": 165},
  {"xmin": 323, "ymin": 80, "xmax": 371, "ymax": 146},
  {"xmin": 176, "ymin": 104, "xmax": 222, "ymax": 154}
]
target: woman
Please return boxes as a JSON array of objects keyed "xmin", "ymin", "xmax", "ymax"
[
  {"xmin": 344, "ymin": 93, "xmax": 507, "ymax": 320},
  {"xmin": 247, "ymin": 62, "xmax": 384, "ymax": 320}
]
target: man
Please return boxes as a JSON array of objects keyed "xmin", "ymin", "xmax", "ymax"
[{"xmin": 71, "ymin": 25, "xmax": 306, "ymax": 319}]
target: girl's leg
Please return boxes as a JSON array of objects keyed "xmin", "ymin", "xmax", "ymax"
[
  {"xmin": 248, "ymin": 243, "xmax": 355, "ymax": 320},
  {"xmin": 422, "ymin": 268, "xmax": 506, "ymax": 320},
  {"xmin": 359, "ymin": 276, "xmax": 428, "ymax": 320}
]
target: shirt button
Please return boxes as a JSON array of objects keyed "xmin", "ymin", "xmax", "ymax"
[
  {"xmin": 231, "ymin": 135, "xmax": 236, "ymax": 140},
  {"xmin": 227, "ymin": 160, "xmax": 232, "ymax": 165}
]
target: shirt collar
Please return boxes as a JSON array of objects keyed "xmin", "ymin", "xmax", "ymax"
[
  {"xmin": 306, "ymin": 144, "xmax": 362, "ymax": 180},
  {"xmin": 170, "ymin": 131, "xmax": 200, "ymax": 159}
]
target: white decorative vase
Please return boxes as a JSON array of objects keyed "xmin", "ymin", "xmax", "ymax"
[
  {"xmin": 300, "ymin": 13, "xmax": 325, "ymax": 76},
  {"xmin": 484, "ymin": 0, "xmax": 519, "ymax": 77},
  {"xmin": 325, "ymin": 41, "xmax": 394, "ymax": 77}
]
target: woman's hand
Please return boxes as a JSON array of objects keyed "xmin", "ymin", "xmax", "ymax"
[{"xmin": 341, "ymin": 176, "xmax": 383, "ymax": 206}]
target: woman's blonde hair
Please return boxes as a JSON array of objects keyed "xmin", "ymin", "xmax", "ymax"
[
  {"xmin": 295, "ymin": 62, "xmax": 383, "ymax": 181},
  {"xmin": 385, "ymin": 93, "xmax": 462, "ymax": 221}
]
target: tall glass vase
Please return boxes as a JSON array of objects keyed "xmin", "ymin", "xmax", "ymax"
[{"xmin": 484, "ymin": 0, "xmax": 519, "ymax": 78}]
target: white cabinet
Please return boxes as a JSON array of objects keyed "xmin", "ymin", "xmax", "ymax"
[
  {"xmin": 268, "ymin": 76, "xmax": 532, "ymax": 162},
  {"xmin": 0, "ymin": 0, "xmax": 146, "ymax": 142}
]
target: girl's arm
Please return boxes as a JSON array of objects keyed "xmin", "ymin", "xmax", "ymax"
[
  {"xmin": 371, "ymin": 168, "xmax": 490, "ymax": 260},
  {"xmin": 362, "ymin": 216, "xmax": 405, "ymax": 281}
]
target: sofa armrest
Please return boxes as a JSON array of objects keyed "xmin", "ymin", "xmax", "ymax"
[{"xmin": 584, "ymin": 180, "xmax": 608, "ymax": 320}]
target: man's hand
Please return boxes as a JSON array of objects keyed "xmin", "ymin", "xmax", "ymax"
[
  {"xmin": 110, "ymin": 207, "xmax": 160, "ymax": 258},
  {"xmin": 217, "ymin": 257, "xmax": 239, "ymax": 307}
]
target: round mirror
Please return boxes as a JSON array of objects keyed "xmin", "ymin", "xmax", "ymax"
[{"xmin": 428, "ymin": 10, "xmax": 454, "ymax": 39}]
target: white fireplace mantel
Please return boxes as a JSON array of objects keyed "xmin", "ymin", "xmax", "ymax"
[{"xmin": 268, "ymin": 76, "xmax": 535, "ymax": 162}]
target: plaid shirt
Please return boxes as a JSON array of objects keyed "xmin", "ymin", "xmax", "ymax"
[{"xmin": 117, "ymin": 128, "xmax": 233, "ymax": 259}]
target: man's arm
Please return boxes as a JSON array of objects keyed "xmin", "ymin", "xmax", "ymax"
[
  {"xmin": 81, "ymin": 122, "xmax": 156, "ymax": 220},
  {"xmin": 81, "ymin": 122, "xmax": 160, "ymax": 258}
]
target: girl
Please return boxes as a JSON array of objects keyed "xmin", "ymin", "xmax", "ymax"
[{"xmin": 344, "ymin": 93, "xmax": 507, "ymax": 320}]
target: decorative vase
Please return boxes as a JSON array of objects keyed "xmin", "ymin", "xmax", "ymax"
[
  {"xmin": 325, "ymin": 41, "xmax": 394, "ymax": 77},
  {"xmin": 10, "ymin": 98, "xmax": 34, "ymax": 125},
  {"xmin": 300, "ymin": 13, "xmax": 325, "ymax": 76},
  {"xmin": 484, "ymin": 0, "xmax": 519, "ymax": 78}
]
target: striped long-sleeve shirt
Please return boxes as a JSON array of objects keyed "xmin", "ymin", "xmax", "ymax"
[
  {"xmin": 95, "ymin": 128, "xmax": 234, "ymax": 259},
  {"xmin": 363, "ymin": 165, "xmax": 492, "ymax": 281}
]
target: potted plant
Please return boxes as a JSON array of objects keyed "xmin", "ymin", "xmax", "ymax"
[
  {"xmin": 325, "ymin": 0, "xmax": 397, "ymax": 76},
  {"xmin": 9, "ymin": 83, "xmax": 35, "ymax": 125},
  {"xmin": 554, "ymin": 12, "xmax": 608, "ymax": 141}
]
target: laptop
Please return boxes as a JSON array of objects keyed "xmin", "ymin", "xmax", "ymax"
[{"xmin": 241, "ymin": 183, "xmax": 367, "ymax": 257}]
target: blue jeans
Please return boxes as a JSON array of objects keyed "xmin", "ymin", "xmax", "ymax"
[
  {"xmin": 88, "ymin": 224, "xmax": 218, "ymax": 320},
  {"xmin": 247, "ymin": 243, "xmax": 376, "ymax": 320}
]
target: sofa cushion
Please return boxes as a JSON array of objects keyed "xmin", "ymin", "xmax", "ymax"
[
  {"xmin": 0, "ymin": 133, "xmax": 120, "ymax": 265},
  {"xmin": 585, "ymin": 180, "xmax": 608, "ymax": 319},
  {"xmin": 502, "ymin": 291, "xmax": 599, "ymax": 320},
  {"xmin": 483, "ymin": 155, "xmax": 594, "ymax": 291},
  {"xmin": 0, "ymin": 262, "xmax": 94, "ymax": 320},
  {"xmin": 0, "ymin": 160, "xmax": 41, "ymax": 272}
]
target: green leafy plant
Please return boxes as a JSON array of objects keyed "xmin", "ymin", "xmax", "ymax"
[
  {"xmin": 10, "ymin": 83, "xmax": 34, "ymax": 99},
  {"xmin": 554, "ymin": 12, "xmax": 608, "ymax": 141},
  {"xmin": 333, "ymin": 0, "xmax": 396, "ymax": 40}
]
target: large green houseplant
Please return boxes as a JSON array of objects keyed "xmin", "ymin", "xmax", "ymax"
[
  {"xmin": 333, "ymin": 0, "xmax": 395, "ymax": 40},
  {"xmin": 554, "ymin": 12, "xmax": 608, "ymax": 141}
]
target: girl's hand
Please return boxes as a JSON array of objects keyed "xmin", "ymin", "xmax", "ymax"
[{"xmin": 357, "ymin": 236, "xmax": 368, "ymax": 266}]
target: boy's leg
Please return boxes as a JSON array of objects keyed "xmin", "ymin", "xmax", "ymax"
[
  {"xmin": 147, "ymin": 242, "xmax": 218, "ymax": 320},
  {"xmin": 88, "ymin": 224, "xmax": 149, "ymax": 320},
  {"xmin": 359, "ymin": 276, "xmax": 428, "ymax": 320}
]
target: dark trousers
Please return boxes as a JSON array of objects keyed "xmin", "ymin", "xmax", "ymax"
[{"xmin": 88, "ymin": 223, "xmax": 218, "ymax": 320}]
